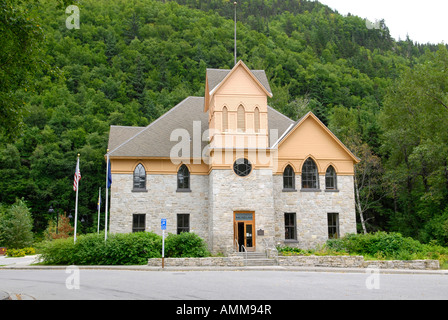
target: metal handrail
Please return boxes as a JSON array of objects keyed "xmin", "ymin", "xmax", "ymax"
[
  {"xmin": 241, "ymin": 244, "xmax": 247, "ymax": 266},
  {"xmin": 234, "ymin": 239, "xmax": 248, "ymax": 266}
]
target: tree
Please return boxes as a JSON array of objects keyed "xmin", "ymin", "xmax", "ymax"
[
  {"xmin": 44, "ymin": 214, "xmax": 74, "ymax": 240},
  {"xmin": 329, "ymin": 106, "xmax": 385, "ymax": 234},
  {"xmin": 380, "ymin": 46, "xmax": 448, "ymax": 241},
  {"xmin": 123, "ymin": 12, "xmax": 140, "ymax": 44},
  {"xmin": 0, "ymin": 0, "xmax": 45, "ymax": 138},
  {"xmin": 0, "ymin": 199, "xmax": 34, "ymax": 248}
]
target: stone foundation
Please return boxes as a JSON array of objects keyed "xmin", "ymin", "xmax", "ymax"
[
  {"xmin": 147, "ymin": 256, "xmax": 440, "ymax": 270},
  {"xmin": 147, "ymin": 256, "xmax": 244, "ymax": 267}
]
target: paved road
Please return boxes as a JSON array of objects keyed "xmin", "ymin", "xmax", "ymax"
[{"xmin": 0, "ymin": 269, "xmax": 447, "ymax": 300}]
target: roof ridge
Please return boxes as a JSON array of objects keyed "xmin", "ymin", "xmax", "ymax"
[{"xmin": 110, "ymin": 125, "xmax": 146, "ymax": 128}]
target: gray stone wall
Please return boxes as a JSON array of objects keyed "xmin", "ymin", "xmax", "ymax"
[
  {"xmin": 147, "ymin": 256, "xmax": 245, "ymax": 267},
  {"xmin": 146, "ymin": 256, "xmax": 440, "ymax": 270},
  {"xmin": 273, "ymin": 174, "xmax": 357, "ymax": 249},
  {"xmin": 208, "ymin": 169, "xmax": 275, "ymax": 254},
  {"xmin": 109, "ymin": 173, "xmax": 209, "ymax": 242},
  {"xmin": 110, "ymin": 169, "xmax": 357, "ymax": 255}
]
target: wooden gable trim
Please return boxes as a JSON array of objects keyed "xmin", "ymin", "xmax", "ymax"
[
  {"xmin": 278, "ymin": 112, "xmax": 360, "ymax": 164},
  {"xmin": 209, "ymin": 60, "xmax": 273, "ymax": 99}
]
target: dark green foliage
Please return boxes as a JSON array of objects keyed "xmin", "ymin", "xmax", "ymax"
[
  {"xmin": 165, "ymin": 232, "xmax": 210, "ymax": 258},
  {"xmin": 1, "ymin": 0, "xmax": 448, "ymax": 247},
  {"xmin": 0, "ymin": 199, "xmax": 34, "ymax": 249},
  {"xmin": 326, "ymin": 232, "xmax": 448, "ymax": 265},
  {"xmin": 38, "ymin": 232, "xmax": 210, "ymax": 265},
  {"xmin": 326, "ymin": 232, "xmax": 423, "ymax": 258}
]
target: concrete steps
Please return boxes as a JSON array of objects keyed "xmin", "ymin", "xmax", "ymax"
[{"xmin": 235, "ymin": 252, "xmax": 278, "ymax": 266}]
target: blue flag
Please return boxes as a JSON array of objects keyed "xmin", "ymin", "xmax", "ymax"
[{"xmin": 107, "ymin": 159, "xmax": 112, "ymax": 188}]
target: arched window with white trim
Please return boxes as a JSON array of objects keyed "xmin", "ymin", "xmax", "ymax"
[
  {"xmin": 283, "ymin": 165, "xmax": 295, "ymax": 190},
  {"xmin": 325, "ymin": 165, "xmax": 337, "ymax": 190},
  {"xmin": 133, "ymin": 163, "xmax": 146, "ymax": 190},
  {"xmin": 177, "ymin": 164, "xmax": 190, "ymax": 191},
  {"xmin": 302, "ymin": 158, "xmax": 319, "ymax": 189}
]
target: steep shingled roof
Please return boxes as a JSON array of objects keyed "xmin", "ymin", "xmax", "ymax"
[
  {"xmin": 108, "ymin": 97, "xmax": 208, "ymax": 158},
  {"xmin": 107, "ymin": 97, "xmax": 295, "ymax": 158}
]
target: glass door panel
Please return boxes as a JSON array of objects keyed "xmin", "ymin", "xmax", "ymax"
[{"xmin": 245, "ymin": 224, "xmax": 253, "ymax": 248}]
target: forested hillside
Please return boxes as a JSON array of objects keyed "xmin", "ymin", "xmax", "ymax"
[{"xmin": 1, "ymin": 0, "xmax": 447, "ymax": 244}]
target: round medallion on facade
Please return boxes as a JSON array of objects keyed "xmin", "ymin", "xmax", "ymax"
[{"xmin": 233, "ymin": 158, "xmax": 252, "ymax": 177}]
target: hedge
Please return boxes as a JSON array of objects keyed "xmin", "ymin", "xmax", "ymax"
[
  {"xmin": 39, "ymin": 231, "xmax": 210, "ymax": 265},
  {"xmin": 326, "ymin": 232, "xmax": 448, "ymax": 266}
]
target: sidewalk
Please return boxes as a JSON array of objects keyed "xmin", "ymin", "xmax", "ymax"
[
  {"xmin": 0, "ymin": 255, "xmax": 41, "ymax": 267},
  {"xmin": 1, "ymin": 255, "xmax": 447, "ymax": 275}
]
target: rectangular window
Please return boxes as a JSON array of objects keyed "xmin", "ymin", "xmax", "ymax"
[
  {"xmin": 177, "ymin": 214, "xmax": 190, "ymax": 234},
  {"xmin": 284, "ymin": 212, "xmax": 297, "ymax": 240},
  {"xmin": 327, "ymin": 213, "xmax": 339, "ymax": 239},
  {"xmin": 132, "ymin": 214, "xmax": 146, "ymax": 233}
]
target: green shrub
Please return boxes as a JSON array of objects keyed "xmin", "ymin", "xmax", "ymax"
[
  {"xmin": 23, "ymin": 247, "xmax": 35, "ymax": 255},
  {"xmin": 326, "ymin": 232, "xmax": 424, "ymax": 258},
  {"xmin": 39, "ymin": 231, "xmax": 210, "ymax": 265},
  {"xmin": 277, "ymin": 245, "xmax": 349, "ymax": 256},
  {"xmin": 165, "ymin": 232, "xmax": 210, "ymax": 258},
  {"xmin": 104, "ymin": 232, "xmax": 162, "ymax": 265},
  {"xmin": 39, "ymin": 237, "xmax": 77, "ymax": 265},
  {"xmin": 5, "ymin": 248, "xmax": 26, "ymax": 257},
  {"xmin": 326, "ymin": 232, "xmax": 448, "ymax": 266}
]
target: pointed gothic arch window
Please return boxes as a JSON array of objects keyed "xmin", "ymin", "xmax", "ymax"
[
  {"xmin": 222, "ymin": 106, "xmax": 228, "ymax": 132},
  {"xmin": 254, "ymin": 107, "xmax": 260, "ymax": 133},
  {"xmin": 302, "ymin": 158, "xmax": 319, "ymax": 189},
  {"xmin": 177, "ymin": 164, "xmax": 190, "ymax": 191},
  {"xmin": 325, "ymin": 165, "xmax": 337, "ymax": 190},
  {"xmin": 283, "ymin": 165, "xmax": 295, "ymax": 190},
  {"xmin": 133, "ymin": 163, "xmax": 146, "ymax": 190},
  {"xmin": 237, "ymin": 105, "xmax": 245, "ymax": 132}
]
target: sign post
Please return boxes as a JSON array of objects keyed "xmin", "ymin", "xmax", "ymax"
[{"xmin": 161, "ymin": 218, "xmax": 166, "ymax": 268}]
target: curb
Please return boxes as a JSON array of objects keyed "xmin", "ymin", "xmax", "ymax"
[{"xmin": 1, "ymin": 265, "xmax": 447, "ymax": 275}]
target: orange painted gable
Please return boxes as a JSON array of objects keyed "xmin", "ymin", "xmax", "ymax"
[{"xmin": 276, "ymin": 112, "xmax": 359, "ymax": 175}]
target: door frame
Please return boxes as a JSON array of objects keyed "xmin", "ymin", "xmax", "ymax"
[{"xmin": 233, "ymin": 211, "xmax": 255, "ymax": 252}]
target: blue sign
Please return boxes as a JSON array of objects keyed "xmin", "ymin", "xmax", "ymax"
[{"xmin": 161, "ymin": 218, "xmax": 167, "ymax": 230}]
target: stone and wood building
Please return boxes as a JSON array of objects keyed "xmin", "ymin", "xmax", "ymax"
[{"xmin": 107, "ymin": 60, "xmax": 360, "ymax": 254}]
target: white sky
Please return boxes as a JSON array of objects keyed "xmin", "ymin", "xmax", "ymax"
[{"xmin": 318, "ymin": 0, "xmax": 448, "ymax": 44}]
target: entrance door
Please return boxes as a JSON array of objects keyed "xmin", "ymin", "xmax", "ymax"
[{"xmin": 234, "ymin": 212, "xmax": 255, "ymax": 252}]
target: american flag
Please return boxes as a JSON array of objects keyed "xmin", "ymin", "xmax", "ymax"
[{"xmin": 73, "ymin": 156, "xmax": 81, "ymax": 191}]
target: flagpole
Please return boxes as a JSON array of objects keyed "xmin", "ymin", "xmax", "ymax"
[
  {"xmin": 105, "ymin": 150, "xmax": 109, "ymax": 241},
  {"xmin": 97, "ymin": 187, "xmax": 101, "ymax": 234},
  {"xmin": 74, "ymin": 153, "xmax": 80, "ymax": 244}
]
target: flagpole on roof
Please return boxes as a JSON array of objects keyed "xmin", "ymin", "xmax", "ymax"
[
  {"xmin": 234, "ymin": 1, "xmax": 237, "ymax": 66},
  {"xmin": 73, "ymin": 153, "xmax": 81, "ymax": 244}
]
